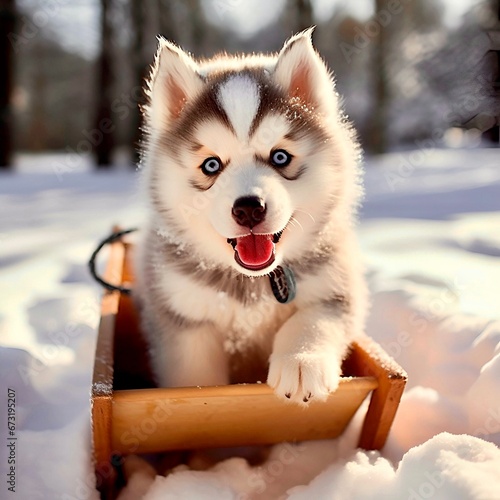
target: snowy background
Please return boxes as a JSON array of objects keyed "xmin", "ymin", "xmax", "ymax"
[{"xmin": 1, "ymin": 147, "xmax": 500, "ymax": 499}]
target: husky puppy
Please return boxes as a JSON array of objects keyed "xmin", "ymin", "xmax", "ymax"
[{"xmin": 135, "ymin": 29, "xmax": 366, "ymax": 405}]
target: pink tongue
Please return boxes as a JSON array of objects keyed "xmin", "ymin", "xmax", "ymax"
[{"xmin": 235, "ymin": 234, "xmax": 274, "ymax": 267}]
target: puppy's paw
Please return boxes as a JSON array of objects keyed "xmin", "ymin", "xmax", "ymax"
[{"xmin": 267, "ymin": 351, "xmax": 341, "ymax": 404}]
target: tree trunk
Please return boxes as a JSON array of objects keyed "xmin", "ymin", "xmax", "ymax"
[
  {"xmin": 295, "ymin": 0, "xmax": 313, "ymax": 33},
  {"xmin": 29, "ymin": 41, "xmax": 47, "ymax": 151},
  {"xmin": 130, "ymin": 0, "xmax": 146, "ymax": 165},
  {"xmin": 157, "ymin": 0, "xmax": 177, "ymax": 41},
  {"xmin": 95, "ymin": 0, "xmax": 115, "ymax": 167},
  {"xmin": 367, "ymin": 0, "xmax": 389, "ymax": 154},
  {"xmin": 486, "ymin": 0, "xmax": 500, "ymax": 144},
  {"xmin": 0, "ymin": 0, "xmax": 15, "ymax": 169},
  {"xmin": 186, "ymin": 0, "xmax": 206, "ymax": 54}
]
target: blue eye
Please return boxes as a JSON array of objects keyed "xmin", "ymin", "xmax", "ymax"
[
  {"xmin": 270, "ymin": 149, "xmax": 292, "ymax": 167},
  {"xmin": 201, "ymin": 157, "xmax": 222, "ymax": 175}
]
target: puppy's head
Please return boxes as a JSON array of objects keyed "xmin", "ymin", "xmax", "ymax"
[{"xmin": 143, "ymin": 30, "xmax": 360, "ymax": 277}]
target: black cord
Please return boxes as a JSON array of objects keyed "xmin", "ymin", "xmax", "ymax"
[{"xmin": 88, "ymin": 228, "xmax": 138, "ymax": 295}]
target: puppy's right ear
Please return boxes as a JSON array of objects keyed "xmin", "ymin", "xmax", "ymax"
[{"xmin": 147, "ymin": 38, "xmax": 203, "ymax": 129}]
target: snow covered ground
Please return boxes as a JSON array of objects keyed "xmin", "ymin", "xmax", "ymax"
[{"xmin": 1, "ymin": 148, "xmax": 499, "ymax": 499}]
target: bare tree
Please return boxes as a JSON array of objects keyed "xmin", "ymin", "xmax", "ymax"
[
  {"xmin": 95, "ymin": 0, "xmax": 115, "ymax": 167},
  {"xmin": 130, "ymin": 0, "xmax": 146, "ymax": 164},
  {"xmin": 483, "ymin": 0, "xmax": 500, "ymax": 144},
  {"xmin": 0, "ymin": 0, "xmax": 15, "ymax": 168},
  {"xmin": 366, "ymin": 0, "xmax": 389, "ymax": 154},
  {"xmin": 157, "ymin": 0, "xmax": 177, "ymax": 42},
  {"xmin": 185, "ymin": 0, "xmax": 206, "ymax": 53},
  {"xmin": 295, "ymin": 0, "xmax": 313, "ymax": 32},
  {"xmin": 28, "ymin": 41, "xmax": 48, "ymax": 151},
  {"xmin": 285, "ymin": 0, "xmax": 313, "ymax": 34}
]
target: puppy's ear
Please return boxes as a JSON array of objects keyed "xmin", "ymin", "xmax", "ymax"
[
  {"xmin": 147, "ymin": 38, "xmax": 203, "ymax": 128},
  {"xmin": 273, "ymin": 28, "xmax": 336, "ymax": 111}
]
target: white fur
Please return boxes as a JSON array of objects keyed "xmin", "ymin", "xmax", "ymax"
[
  {"xmin": 274, "ymin": 29, "xmax": 339, "ymax": 116},
  {"xmin": 148, "ymin": 38, "xmax": 203, "ymax": 130},
  {"xmin": 217, "ymin": 75, "xmax": 261, "ymax": 141},
  {"xmin": 137, "ymin": 30, "xmax": 366, "ymax": 405},
  {"xmin": 158, "ymin": 267, "xmax": 240, "ymax": 326},
  {"xmin": 152, "ymin": 321, "xmax": 230, "ymax": 387}
]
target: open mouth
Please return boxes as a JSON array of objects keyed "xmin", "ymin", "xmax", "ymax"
[{"xmin": 227, "ymin": 231, "xmax": 283, "ymax": 272}]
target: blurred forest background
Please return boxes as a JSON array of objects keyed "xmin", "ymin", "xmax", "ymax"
[{"xmin": 0, "ymin": 0, "xmax": 499, "ymax": 169}]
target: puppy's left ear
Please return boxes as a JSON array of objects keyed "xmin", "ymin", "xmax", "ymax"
[
  {"xmin": 146, "ymin": 38, "xmax": 204, "ymax": 130},
  {"xmin": 273, "ymin": 29, "xmax": 336, "ymax": 111}
]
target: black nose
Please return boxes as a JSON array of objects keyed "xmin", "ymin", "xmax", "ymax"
[{"xmin": 232, "ymin": 196, "xmax": 267, "ymax": 229}]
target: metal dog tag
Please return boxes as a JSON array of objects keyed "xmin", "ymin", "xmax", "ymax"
[{"xmin": 269, "ymin": 265, "xmax": 296, "ymax": 304}]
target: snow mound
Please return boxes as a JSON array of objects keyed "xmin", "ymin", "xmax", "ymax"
[{"xmin": 289, "ymin": 433, "xmax": 500, "ymax": 500}]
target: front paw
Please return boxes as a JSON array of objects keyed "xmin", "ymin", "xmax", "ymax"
[{"xmin": 267, "ymin": 351, "xmax": 341, "ymax": 404}]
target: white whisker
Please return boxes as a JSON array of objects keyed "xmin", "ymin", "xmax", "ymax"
[
  {"xmin": 289, "ymin": 216, "xmax": 304, "ymax": 233},
  {"xmin": 293, "ymin": 208, "xmax": 316, "ymax": 223}
]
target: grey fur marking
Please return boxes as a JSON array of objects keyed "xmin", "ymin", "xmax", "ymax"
[
  {"xmin": 151, "ymin": 230, "xmax": 270, "ymax": 305},
  {"xmin": 286, "ymin": 243, "xmax": 337, "ymax": 278}
]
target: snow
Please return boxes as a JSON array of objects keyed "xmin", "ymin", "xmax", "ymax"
[{"xmin": 1, "ymin": 147, "xmax": 499, "ymax": 499}]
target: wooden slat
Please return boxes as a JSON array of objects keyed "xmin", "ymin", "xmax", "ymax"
[
  {"xmin": 113, "ymin": 241, "xmax": 155, "ymax": 390},
  {"xmin": 345, "ymin": 336, "xmax": 407, "ymax": 450},
  {"xmin": 111, "ymin": 378, "xmax": 378, "ymax": 454},
  {"xmin": 91, "ymin": 228, "xmax": 126, "ymax": 496}
]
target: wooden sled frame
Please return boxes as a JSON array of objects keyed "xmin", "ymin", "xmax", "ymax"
[{"xmin": 91, "ymin": 231, "xmax": 407, "ymax": 498}]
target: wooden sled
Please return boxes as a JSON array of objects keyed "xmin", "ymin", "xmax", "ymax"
[{"xmin": 90, "ymin": 229, "xmax": 407, "ymax": 499}]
